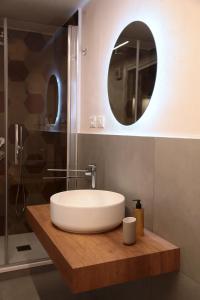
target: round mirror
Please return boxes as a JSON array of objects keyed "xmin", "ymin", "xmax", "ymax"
[
  {"xmin": 46, "ymin": 75, "xmax": 59, "ymax": 124},
  {"xmin": 108, "ymin": 21, "xmax": 157, "ymax": 125}
]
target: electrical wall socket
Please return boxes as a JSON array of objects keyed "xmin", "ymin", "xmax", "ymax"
[
  {"xmin": 89, "ymin": 115, "xmax": 105, "ymax": 128},
  {"xmin": 96, "ymin": 115, "xmax": 105, "ymax": 128},
  {"xmin": 89, "ymin": 116, "xmax": 97, "ymax": 128}
]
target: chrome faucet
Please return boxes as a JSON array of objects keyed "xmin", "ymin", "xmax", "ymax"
[
  {"xmin": 44, "ymin": 164, "xmax": 96, "ymax": 189},
  {"xmin": 85, "ymin": 164, "xmax": 96, "ymax": 189}
]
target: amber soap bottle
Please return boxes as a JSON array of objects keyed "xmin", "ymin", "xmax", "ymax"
[{"xmin": 132, "ymin": 200, "xmax": 144, "ymax": 237}]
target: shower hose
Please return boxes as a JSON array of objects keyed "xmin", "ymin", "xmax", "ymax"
[{"xmin": 15, "ymin": 142, "xmax": 26, "ymax": 217}]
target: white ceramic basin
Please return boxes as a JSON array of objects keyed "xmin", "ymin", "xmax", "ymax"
[{"xmin": 50, "ymin": 190, "xmax": 125, "ymax": 233}]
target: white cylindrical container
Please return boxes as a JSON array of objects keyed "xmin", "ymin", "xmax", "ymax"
[{"xmin": 123, "ymin": 217, "xmax": 136, "ymax": 245}]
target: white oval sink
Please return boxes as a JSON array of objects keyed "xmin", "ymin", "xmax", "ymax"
[{"xmin": 50, "ymin": 190, "xmax": 125, "ymax": 233}]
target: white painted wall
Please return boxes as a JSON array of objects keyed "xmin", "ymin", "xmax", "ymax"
[{"xmin": 79, "ymin": 0, "xmax": 200, "ymax": 138}]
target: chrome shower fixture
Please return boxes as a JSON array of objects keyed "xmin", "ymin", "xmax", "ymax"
[
  {"xmin": 0, "ymin": 137, "xmax": 5, "ymax": 161},
  {"xmin": 15, "ymin": 124, "xmax": 23, "ymax": 165},
  {"xmin": 14, "ymin": 124, "xmax": 26, "ymax": 217},
  {"xmin": 0, "ymin": 31, "xmax": 3, "ymax": 46},
  {"xmin": 0, "ymin": 137, "xmax": 5, "ymax": 148}
]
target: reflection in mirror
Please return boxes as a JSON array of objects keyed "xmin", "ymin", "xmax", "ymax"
[
  {"xmin": 47, "ymin": 75, "xmax": 58, "ymax": 124},
  {"xmin": 108, "ymin": 21, "xmax": 157, "ymax": 125}
]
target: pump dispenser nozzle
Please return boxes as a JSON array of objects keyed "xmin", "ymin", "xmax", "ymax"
[{"xmin": 132, "ymin": 199, "xmax": 142, "ymax": 209}]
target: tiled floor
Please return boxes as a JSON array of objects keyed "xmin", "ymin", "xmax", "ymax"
[
  {"xmin": 0, "ymin": 267, "xmax": 83, "ymax": 300},
  {"xmin": 0, "ymin": 265, "xmax": 151, "ymax": 300},
  {"xmin": 0, "ymin": 266, "xmax": 72, "ymax": 300},
  {"xmin": 1, "ymin": 267, "xmax": 200, "ymax": 300},
  {"xmin": 0, "ymin": 232, "xmax": 48, "ymax": 265}
]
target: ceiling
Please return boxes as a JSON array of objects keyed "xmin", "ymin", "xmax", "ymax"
[{"xmin": 0, "ymin": 0, "xmax": 86, "ymax": 26}]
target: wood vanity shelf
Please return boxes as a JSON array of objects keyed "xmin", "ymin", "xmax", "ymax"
[{"xmin": 26, "ymin": 204, "xmax": 180, "ymax": 293}]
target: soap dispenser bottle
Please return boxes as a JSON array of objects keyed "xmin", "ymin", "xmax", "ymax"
[{"xmin": 132, "ymin": 200, "xmax": 144, "ymax": 237}]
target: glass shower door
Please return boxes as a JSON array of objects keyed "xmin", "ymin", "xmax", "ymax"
[
  {"xmin": 67, "ymin": 25, "xmax": 78, "ymax": 189},
  {"xmin": 6, "ymin": 21, "xmax": 68, "ymax": 265},
  {"xmin": 0, "ymin": 19, "xmax": 78, "ymax": 267}
]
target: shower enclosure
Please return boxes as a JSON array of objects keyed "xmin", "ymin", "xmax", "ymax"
[{"xmin": 0, "ymin": 18, "xmax": 78, "ymax": 268}]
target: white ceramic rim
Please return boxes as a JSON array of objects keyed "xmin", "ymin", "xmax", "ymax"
[{"xmin": 50, "ymin": 190, "xmax": 125, "ymax": 208}]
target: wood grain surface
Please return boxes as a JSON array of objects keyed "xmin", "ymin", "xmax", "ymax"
[{"xmin": 26, "ymin": 204, "xmax": 180, "ymax": 293}]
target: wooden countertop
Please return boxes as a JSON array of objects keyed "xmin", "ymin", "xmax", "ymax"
[{"xmin": 26, "ymin": 204, "xmax": 180, "ymax": 293}]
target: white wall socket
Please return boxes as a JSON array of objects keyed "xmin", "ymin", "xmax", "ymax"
[
  {"xmin": 89, "ymin": 116, "xmax": 97, "ymax": 128},
  {"xmin": 96, "ymin": 115, "xmax": 105, "ymax": 128}
]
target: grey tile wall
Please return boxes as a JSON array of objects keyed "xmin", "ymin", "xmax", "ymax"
[
  {"xmin": 78, "ymin": 134, "xmax": 200, "ymax": 299},
  {"xmin": 151, "ymin": 273, "xmax": 200, "ymax": 300},
  {"xmin": 78, "ymin": 134, "xmax": 155, "ymax": 230},
  {"xmin": 153, "ymin": 138, "xmax": 200, "ymax": 298}
]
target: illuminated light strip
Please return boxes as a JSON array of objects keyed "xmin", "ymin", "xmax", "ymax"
[
  {"xmin": 113, "ymin": 41, "xmax": 129, "ymax": 51},
  {"xmin": 55, "ymin": 74, "xmax": 62, "ymax": 126}
]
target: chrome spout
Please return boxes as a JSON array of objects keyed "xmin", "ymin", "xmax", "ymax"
[{"xmin": 45, "ymin": 164, "xmax": 96, "ymax": 189}]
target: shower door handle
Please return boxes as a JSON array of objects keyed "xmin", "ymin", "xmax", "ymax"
[
  {"xmin": 15, "ymin": 124, "xmax": 19, "ymax": 165},
  {"xmin": 15, "ymin": 124, "xmax": 23, "ymax": 165}
]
